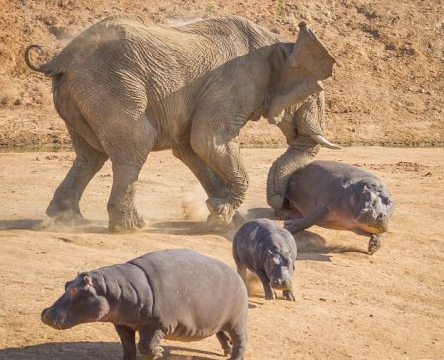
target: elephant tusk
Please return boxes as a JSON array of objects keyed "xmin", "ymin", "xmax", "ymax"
[{"xmin": 310, "ymin": 134, "xmax": 341, "ymax": 149}]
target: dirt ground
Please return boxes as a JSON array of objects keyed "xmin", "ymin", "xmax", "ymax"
[{"xmin": 0, "ymin": 147, "xmax": 443, "ymax": 360}]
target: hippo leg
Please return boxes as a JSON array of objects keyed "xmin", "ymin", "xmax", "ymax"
[
  {"xmin": 234, "ymin": 262, "xmax": 248, "ymax": 286},
  {"xmin": 217, "ymin": 331, "xmax": 232, "ymax": 356},
  {"xmin": 274, "ymin": 198, "xmax": 303, "ymax": 220},
  {"xmin": 368, "ymin": 234, "xmax": 383, "ymax": 255},
  {"xmin": 114, "ymin": 325, "xmax": 137, "ymax": 360},
  {"xmin": 227, "ymin": 326, "xmax": 247, "ymax": 360},
  {"xmin": 284, "ymin": 205, "xmax": 329, "ymax": 234},
  {"xmin": 282, "ymin": 288, "xmax": 296, "ymax": 302},
  {"xmin": 256, "ymin": 270, "xmax": 276, "ymax": 300},
  {"xmin": 138, "ymin": 326, "xmax": 165, "ymax": 360}
]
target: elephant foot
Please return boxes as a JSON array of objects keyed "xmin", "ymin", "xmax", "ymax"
[
  {"xmin": 108, "ymin": 209, "xmax": 146, "ymax": 233},
  {"xmin": 46, "ymin": 202, "xmax": 85, "ymax": 226},
  {"xmin": 206, "ymin": 198, "xmax": 237, "ymax": 230},
  {"xmin": 141, "ymin": 346, "xmax": 164, "ymax": 360}
]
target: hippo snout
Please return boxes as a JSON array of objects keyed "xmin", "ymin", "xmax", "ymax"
[
  {"xmin": 270, "ymin": 278, "xmax": 291, "ymax": 290},
  {"xmin": 41, "ymin": 307, "xmax": 68, "ymax": 330},
  {"xmin": 357, "ymin": 210, "xmax": 389, "ymax": 233}
]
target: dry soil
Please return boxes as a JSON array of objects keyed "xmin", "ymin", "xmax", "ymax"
[{"xmin": 0, "ymin": 147, "xmax": 443, "ymax": 360}]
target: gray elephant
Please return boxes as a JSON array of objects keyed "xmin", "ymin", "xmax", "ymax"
[{"xmin": 25, "ymin": 15, "xmax": 337, "ymax": 231}]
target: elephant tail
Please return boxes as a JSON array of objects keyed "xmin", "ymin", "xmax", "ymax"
[{"xmin": 25, "ymin": 45, "xmax": 61, "ymax": 77}]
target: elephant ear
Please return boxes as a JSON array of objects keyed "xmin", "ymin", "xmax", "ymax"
[
  {"xmin": 267, "ymin": 23, "xmax": 336, "ymax": 124},
  {"xmin": 288, "ymin": 22, "xmax": 337, "ymax": 80}
]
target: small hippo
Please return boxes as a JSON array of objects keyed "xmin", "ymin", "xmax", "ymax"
[
  {"xmin": 41, "ymin": 249, "xmax": 248, "ymax": 360},
  {"xmin": 233, "ymin": 218, "xmax": 297, "ymax": 301},
  {"xmin": 280, "ymin": 160, "xmax": 395, "ymax": 254}
]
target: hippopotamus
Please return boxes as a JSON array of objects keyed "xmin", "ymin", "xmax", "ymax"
[
  {"xmin": 280, "ymin": 160, "xmax": 395, "ymax": 254},
  {"xmin": 41, "ymin": 249, "xmax": 248, "ymax": 360},
  {"xmin": 233, "ymin": 218, "xmax": 297, "ymax": 301}
]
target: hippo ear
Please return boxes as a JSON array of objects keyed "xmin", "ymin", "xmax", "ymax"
[
  {"xmin": 64, "ymin": 279, "xmax": 75, "ymax": 291},
  {"xmin": 83, "ymin": 275, "xmax": 93, "ymax": 287}
]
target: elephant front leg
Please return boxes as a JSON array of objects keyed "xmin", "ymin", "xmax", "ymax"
[
  {"xmin": 172, "ymin": 145, "xmax": 227, "ymax": 199},
  {"xmin": 199, "ymin": 142, "xmax": 248, "ymax": 230},
  {"xmin": 107, "ymin": 162, "xmax": 146, "ymax": 232}
]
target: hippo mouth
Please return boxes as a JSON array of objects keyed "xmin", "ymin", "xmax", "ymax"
[
  {"xmin": 41, "ymin": 308, "xmax": 73, "ymax": 330},
  {"xmin": 356, "ymin": 220, "xmax": 388, "ymax": 234},
  {"xmin": 270, "ymin": 279, "xmax": 292, "ymax": 291},
  {"xmin": 356, "ymin": 212, "xmax": 389, "ymax": 234}
]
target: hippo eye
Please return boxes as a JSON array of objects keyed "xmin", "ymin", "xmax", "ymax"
[{"xmin": 69, "ymin": 287, "xmax": 78, "ymax": 296}]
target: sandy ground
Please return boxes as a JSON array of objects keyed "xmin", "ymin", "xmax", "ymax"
[{"xmin": 0, "ymin": 147, "xmax": 443, "ymax": 360}]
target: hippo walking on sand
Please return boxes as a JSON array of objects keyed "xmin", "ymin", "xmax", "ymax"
[
  {"xmin": 233, "ymin": 218, "xmax": 297, "ymax": 301},
  {"xmin": 280, "ymin": 161, "xmax": 395, "ymax": 254},
  {"xmin": 41, "ymin": 249, "xmax": 248, "ymax": 360}
]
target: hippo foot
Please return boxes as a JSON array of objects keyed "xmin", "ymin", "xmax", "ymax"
[
  {"xmin": 283, "ymin": 290, "xmax": 296, "ymax": 301},
  {"xmin": 206, "ymin": 198, "xmax": 237, "ymax": 230},
  {"xmin": 217, "ymin": 331, "xmax": 232, "ymax": 356},
  {"xmin": 368, "ymin": 235, "xmax": 382, "ymax": 255},
  {"xmin": 264, "ymin": 289, "xmax": 277, "ymax": 300},
  {"xmin": 141, "ymin": 346, "xmax": 164, "ymax": 360},
  {"xmin": 109, "ymin": 210, "xmax": 146, "ymax": 233}
]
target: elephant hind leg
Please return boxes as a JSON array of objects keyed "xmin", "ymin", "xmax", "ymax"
[
  {"xmin": 101, "ymin": 114, "xmax": 157, "ymax": 232},
  {"xmin": 46, "ymin": 127, "xmax": 108, "ymax": 224}
]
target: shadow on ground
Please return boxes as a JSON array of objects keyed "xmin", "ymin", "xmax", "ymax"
[
  {"xmin": 295, "ymin": 230, "xmax": 366, "ymax": 261},
  {"xmin": 0, "ymin": 219, "xmax": 107, "ymax": 233},
  {"xmin": 145, "ymin": 221, "xmax": 239, "ymax": 241},
  {"xmin": 0, "ymin": 342, "xmax": 219, "ymax": 360}
]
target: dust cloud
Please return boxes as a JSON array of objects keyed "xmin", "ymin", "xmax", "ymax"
[{"xmin": 181, "ymin": 184, "xmax": 208, "ymax": 221}]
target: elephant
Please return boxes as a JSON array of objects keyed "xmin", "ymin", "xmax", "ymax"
[{"xmin": 25, "ymin": 15, "xmax": 337, "ymax": 231}]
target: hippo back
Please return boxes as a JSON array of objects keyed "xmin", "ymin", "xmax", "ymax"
[
  {"xmin": 130, "ymin": 249, "xmax": 247, "ymax": 339},
  {"xmin": 287, "ymin": 160, "xmax": 389, "ymax": 212}
]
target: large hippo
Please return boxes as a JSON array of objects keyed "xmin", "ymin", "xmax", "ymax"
[
  {"xmin": 233, "ymin": 218, "xmax": 297, "ymax": 301},
  {"xmin": 281, "ymin": 161, "xmax": 395, "ymax": 254},
  {"xmin": 41, "ymin": 249, "xmax": 248, "ymax": 360}
]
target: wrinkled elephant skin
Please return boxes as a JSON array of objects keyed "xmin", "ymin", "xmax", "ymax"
[{"xmin": 25, "ymin": 15, "xmax": 336, "ymax": 231}]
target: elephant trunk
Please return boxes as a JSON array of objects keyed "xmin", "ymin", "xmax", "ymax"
[
  {"xmin": 267, "ymin": 91, "xmax": 339, "ymax": 210},
  {"xmin": 266, "ymin": 136, "xmax": 320, "ymax": 209}
]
